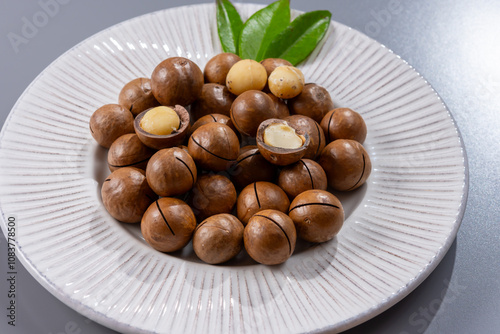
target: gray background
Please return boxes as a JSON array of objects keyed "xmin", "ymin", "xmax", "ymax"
[{"xmin": 1, "ymin": 0, "xmax": 499, "ymax": 333}]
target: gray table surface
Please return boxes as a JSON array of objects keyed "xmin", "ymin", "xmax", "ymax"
[{"xmin": 1, "ymin": 0, "xmax": 499, "ymax": 333}]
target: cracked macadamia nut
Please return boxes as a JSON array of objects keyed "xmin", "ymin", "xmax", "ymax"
[
  {"xmin": 118, "ymin": 77, "xmax": 160, "ymax": 116},
  {"xmin": 321, "ymin": 108, "xmax": 367, "ymax": 144},
  {"xmin": 278, "ymin": 159, "xmax": 328, "ymax": 199},
  {"xmin": 230, "ymin": 146, "xmax": 277, "ymax": 189},
  {"xmin": 107, "ymin": 133, "xmax": 156, "ymax": 172},
  {"xmin": 289, "ymin": 190, "xmax": 344, "ymax": 243},
  {"xmin": 236, "ymin": 181, "xmax": 290, "ymax": 225},
  {"xmin": 230, "ymin": 90, "xmax": 278, "ymax": 137},
  {"xmin": 190, "ymin": 83, "xmax": 236, "ymax": 120},
  {"xmin": 256, "ymin": 119, "xmax": 309, "ymax": 166},
  {"xmin": 288, "ymin": 83, "xmax": 335, "ymax": 123},
  {"xmin": 101, "ymin": 167, "xmax": 157, "ymax": 223},
  {"xmin": 244, "ymin": 209, "xmax": 296, "ymax": 265},
  {"xmin": 151, "ymin": 57, "xmax": 204, "ymax": 106},
  {"xmin": 140, "ymin": 106, "xmax": 180, "ymax": 135},
  {"xmin": 268, "ymin": 66, "xmax": 305, "ymax": 99},
  {"xmin": 193, "ymin": 214, "xmax": 244, "ymax": 264},
  {"xmin": 146, "ymin": 147, "xmax": 197, "ymax": 197},
  {"xmin": 204, "ymin": 52, "xmax": 241, "ymax": 85},
  {"xmin": 134, "ymin": 105, "xmax": 191, "ymax": 150},
  {"xmin": 319, "ymin": 139, "xmax": 372, "ymax": 191},
  {"xmin": 141, "ymin": 198, "xmax": 196, "ymax": 252},
  {"xmin": 226, "ymin": 59, "xmax": 267, "ymax": 95},
  {"xmin": 188, "ymin": 123, "xmax": 240, "ymax": 171},
  {"xmin": 284, "ymin": 115, "xmax": 325, "ymax": 160},
  {"xmin": 188, "ymin": 174, "xmax": 237, "ymax": 221},
  {"xmin": 263, "ymin": 122, "xmax": 304, "ymax": 149},
  {"xmin": 90, "ymin": 104, "xmax": 134, "ymax": 148}
]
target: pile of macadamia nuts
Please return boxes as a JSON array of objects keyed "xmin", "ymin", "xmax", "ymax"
[{"xmin": 90, "ymin": 53, "xmax": 371, "ymax": 266}]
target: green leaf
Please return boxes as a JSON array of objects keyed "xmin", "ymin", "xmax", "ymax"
[
  {"xmin": 238, "ymin": 0, "xmax": 290, "ymax": 61},
  {"xmin": 263, "ymin": 10, "xmax": 332, "ymax": 65},
  {"xmin": 216, "ymin": 0, "xmax": 244, "ymax": 54}
]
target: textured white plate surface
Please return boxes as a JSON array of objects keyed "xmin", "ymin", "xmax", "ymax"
[{"xmin": 0, "ymin": 3, "xmax": 467, "ymax": 334}]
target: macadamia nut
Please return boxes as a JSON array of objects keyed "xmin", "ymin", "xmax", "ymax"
[
  {"xmin": 244, "ymin": 209, "xmax": 296, "ymax": 265},
  {"xmin": 268, "ymin": 66, "xmax": 305, "ymax": 99},
  {"xmin": 319, "ymin": 139, "xmax": 372, "ymax": 191},
  {"xmin": 141, "ymin": 198, "xmax": 196, "ymax": 252},
  {"xmin": 118, "ymin": 77, "xmax": 160, "ymax": 116},
  {"xmin": 101, "ymin": 167, "xmax": 157, "ymax": 223},
  {"xmin": 226, "ymin": 59, "xmax": 267, "ymax": 95},
  {"xmin": 289, "ymin": 190, "xmax": 344, "ymax": 243},
  {"xmin": 193, "ymin": 214, "xmax": 244, "ymax": 264},
  {"xmin": 89, "ymin": 104, "xmax": 134, "ymax": 148}
]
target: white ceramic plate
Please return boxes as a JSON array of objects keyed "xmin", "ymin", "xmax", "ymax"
[{"xmin": 0, "ymin": 3, "xmax": 467, "ymax": 334}]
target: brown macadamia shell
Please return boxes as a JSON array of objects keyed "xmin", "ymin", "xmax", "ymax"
[
  {"xmin": 239, "ymin": 145, "xmax": 258, "ymax": 156},
  {"xmin": 90, "ymin": 104, "xmax": 134, "ymax": 148},
  {"xmin": 141, "ymin": 198, "xmax": 196, "ymax": 252},
  {"xmin": 289, "ymin": 190, "xmax": 344, "ymax": 243},
  {"xmin": 193, "ymin": 214, "xmax": 244, "ymax": 264},
  {"xmin": 267, "ymin": 93, "xmax": 290, "ymax": 119},
  {"xmin": 188, "ymin": 174, "xmax": 237, "ymax": 221},
  {"xmin": 284, "ymin": 115, "xmax": 326, "ymax": 160},
  {"xmin": 230, "ymin": 146, "xmax": 277, "ymax": 189},
  {"xmin": 151, "ymin": 57, "xmax": 204, "ymax": 106},
  {"xmin": 101, "ymin": 167, "xmax": 157, "ymax": 223},
  {"xmin": 278, "ymin": 159, "xmax": 328, "ymax": 199},
  {"xmin": 236, "ymin": 181, "xmax": 290, "ymax": 225},
  {"xmin": 244, "ymin": 209, "xmax": 296, "ymax": 265},
  {"xmin": 204, "ymin": 53, "xmax": 241, "ymax": 85},
  {"xmin": 190, "ymin": 84, "xmax": 236, "ymax": 120},
  {"xmin": 118, "ymin": 77, "xmax": 160, "ymax": 117},
  {"xmin": 230, "ymin": 90, "xmax": 278, "ymax": 137},
  {"xmin": 146, "ymin": 147, "xmax": 197, "ymax": 197},
  {"xmin": 188, "ymin": 123, "xmax": 240, "ymax": 171},
  {"xmin": 288, "ymin": 84, "xmax": 334, "ymax": 123},
  {"xmin": 320, "ymin": 108, "xmax": 367, "ymax": 144},
  {"xmin": 188, "ymin": 113, "xmax": 237, "ymax": 138},
  {"xmin": 107, "ymin": 133, "xmax": 156, "ymax": 172},
  {"xmin": 319, "ymin": 139, "xmax": 372, "ymax": 191}
]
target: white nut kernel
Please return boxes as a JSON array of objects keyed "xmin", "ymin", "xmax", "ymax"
[{"xmin": 263, "ymin": 123, "xmax": 304, "ymax": 149}]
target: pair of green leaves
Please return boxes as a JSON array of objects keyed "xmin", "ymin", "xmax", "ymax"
[{"xmin": 216, "ymin": 0, "xmax": 331, "ymax": 65}]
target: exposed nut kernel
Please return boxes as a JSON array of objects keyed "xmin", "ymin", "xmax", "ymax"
[
  {"xmin": 263, "ymin": 123, "xmax": 304, "ymax": 149},
  {"xmin": 226, "ymin": 59, "xmax": 268, "ymax": 95},
  {"xmin": 139, "ymin": 106, "xmax": 180, "ymax": 135},
  {"xmin": 268, "ymin": 66, "xmax": 305, "ymax": 99}
]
